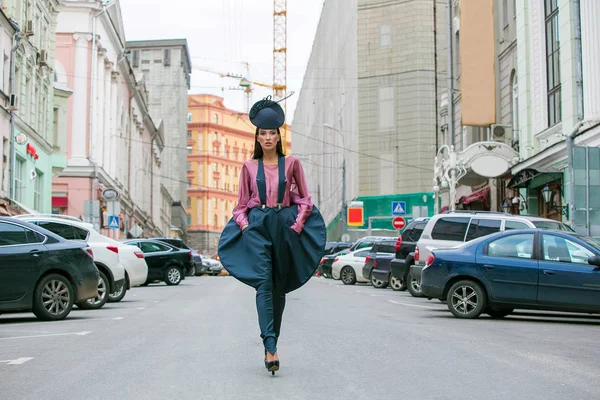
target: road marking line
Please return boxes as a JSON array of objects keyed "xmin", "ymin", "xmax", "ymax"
[
  {"xmin": 370, "ymin": 294, "xmax": 385, "ymax": 297},
  {"xmin": 0, "ymin": 331, "xmax": 91, "ymax": 341},
  {"xmin": 0, "ymin": 357, "xmax": 34, "ymax": 365},
  {"xmin": 113, "ymin": 317, "xmax": 124, "ymax": 320},
  {"xmin": 388, "ymin": 300, "xmax": 440, "ymax": 310},
  {"xmin": 137, "ymin": 307, "xmax": 146, "ymax": 310},
  {"xmin": 0, "ymin": 317, "xmax": 123, "ymax": 327}
]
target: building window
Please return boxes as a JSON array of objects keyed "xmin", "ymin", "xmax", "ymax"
[
  {"xmin": 511, "ymin": 71, "xmax": 519, "ymax": 143},
  {"xmin": 186, "ymin": 197, "xmax": 191, "ymax": 207},
  {"xmin": 213, "ymin": 214, "xmax": 217, "ymax": 227},
  {"xmin": 187, "ymin": 112, "xmax": 192, "ymax": 122},
  {"xmin": 187, "ymin": 146, "xmax": 192, "ymax": 155},
  {"xmin": 214, "ymin": 180, "xmax": 218, "ymax": 189},
  {"xmin": 379, "ymin": 25, "xmax": 391, "ymax": 48},
  {"xmin": 163, "ymin": 49, "xmax": 171, "ymax": 66},
  {"xmin": 33, "ymin": 169, "xmax": 43, "ymax": 211},
  {"xmin": 213, "ymin": 114, "xmax": 218, "ymax": 124},
  {"xmin": 545, "ymin": 0, "xmax": 561, "ymax": 127},
  {"xmin": 378, "ymin": 86, "xmax": 395, "ymax": 130},
  {"xmin": 187, "ymin": 130, "xmax": 192, "ymax": 138}
]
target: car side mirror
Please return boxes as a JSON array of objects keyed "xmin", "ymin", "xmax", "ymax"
[{"xmin": 587, "ymin": 255, "xmax": 600, "ymax": 267}]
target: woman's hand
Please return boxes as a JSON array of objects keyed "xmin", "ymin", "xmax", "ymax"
[{"xmin": 241, "ymin": 224, "xmax": 248, "ymax": 231}]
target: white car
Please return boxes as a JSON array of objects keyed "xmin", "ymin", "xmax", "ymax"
[
  {"xmin": 331, "ymin": 247, "xmax": 372, "ymax": 285},
  {"xmin": 14, "ymin": 215, "xmax": 128, "ymax": 309}
]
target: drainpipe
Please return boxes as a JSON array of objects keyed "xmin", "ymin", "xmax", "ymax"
[
  {"xmin": 566, "ymin": 121, "xmax": 584, "ymax": 223},
  {"xmin": 90, "ymin": 1, "xmax": 116, "ymax": 205},
  {"xmin": 8, "ymin": 29, "xmax": 23, "ymax": 201},
  {"xmin": 573, "ymin": 0, "xmax": 584, "ymax": 121},
  {"xmin": 446, "ymin": 0, "xmax": 454, "ymax": 147}
]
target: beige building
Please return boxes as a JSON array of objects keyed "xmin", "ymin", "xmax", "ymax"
[
  {"xmin": 186, "ymin": 94, "xmax": 291, "ymax": 254},
  {"xmin": 357, "ymin": 0, "xmax": 448, "ymax": 196}
]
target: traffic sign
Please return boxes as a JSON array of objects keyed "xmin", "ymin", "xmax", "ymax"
[
  {"xmin": 392, "ymin": 216, "xmax": 406, "ymax": 230},
  {"xmin": 108, "ymin": 215, "xmax": 120, "ymax": 230},
  {"xmin": 392, "ymin": 201, "xmax": 406, "ymax": 216},
  {"xmin": 347, "ymin": 206, "xmax": 364, "ymax": 227}
]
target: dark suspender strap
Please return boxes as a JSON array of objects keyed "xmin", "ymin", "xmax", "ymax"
[
  {"xmin": 277, "ymin": 156, "xmax": 286, "ymax": 205},
  {"xmin": 257, "ymin": 158, "xmax": 267, "ymax": 206}
]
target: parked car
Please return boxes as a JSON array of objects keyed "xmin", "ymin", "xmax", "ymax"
[
  {"xmin": 199, "ymin": 255, "xmax": 224, "ymax": 276},
  {"xmin": 319, "ymin": 248, "xmax": 351, "ymax": 278},
  {"xmin": 361, "ymin": 238, "xmax": 397, "ymax": 288},
  {"xmin": 390, "ymin": 217, "xmax": 429, "ymax": 293},
  {"xmin": 409, "ymin": 211, "xmax": 575, "ymax": 298},
  {"xmin": 324, "ymin": 241, "xmax": 353, "ymax": 255},
  {"xmin": 152, "ymin": 237, "xmax": 199, "ymax": 276},
  {"xmin": 331, "ymin": 247, "xmax": 373, "ymax": 285},
  {"xmin": 420, "ymin": 229, "xmax": 600, "ymax": 319},
  {"xmin": 0, "ymin": 217, "xmax": 99, "ymax": 321},
  {"xmin": 348, "ymin": 236, "xmax": 390, "ymax": 252},
  {"xmin": 14, "ymin": 214, "xmax": 127, "ymax": 309},
  {"xmin": 123, "ymin": 239, "xmax": 191, "ymax": 285}
]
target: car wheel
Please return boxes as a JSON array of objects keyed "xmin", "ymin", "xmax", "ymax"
[
  {"xmin": 370, "ymin": 273, "xmax": 388, "ymax": 289},
  {"xmin": 486, "ymin": 308, "xmax": 514, "ymax": 319},
  {"xmin": 407, "ymin": 272, "xmax": 424, "ymax": 297},
  {"xmin": 32, "ymin": 274, "xmax": 74, "ymax": 321},
  {"xmin": 447, "ymin": 280, "xmax": 487, "ymax": 319},
  {"xmin": 340, "ymin": 266, "xmax": 356, "ymax": 285},
  {"xmin": 187, "ymin": 265, "xmax": 196, "ymax": 277},
  {"xmin": 77, "ymin": 271, "xmax": 109, "ymax": 310},
  {"xmin": 108, "ymin": 275, "xmax": 128, "ymax": 303},
  {"xmin": 165, "ymin": 265, "xmax": 182, "ymax": 285},
  {"xmin": 390, "ymin": 275, "xmax": 404, "ymax": 291}
]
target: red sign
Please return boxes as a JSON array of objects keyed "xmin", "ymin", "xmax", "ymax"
[
  {"xmin": 347, "ymin": 206, "xmax": 364, "ymax": 227},
  {"xmin": 392, "ymin": 216, "xmax": 406, "ymax": 230},
  {"xmin": 26, "ymin": 143, "xmax": 39, "ymax": 159}
]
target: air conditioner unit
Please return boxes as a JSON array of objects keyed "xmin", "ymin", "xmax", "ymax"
[
  {"xmin": 24, "ymin": 20, "xmax": 34, "ymax": 36},
  {"xmin": 491, "ymin": 124, "xmax": 513, "ymax": 146},
  {"xmin": 7, "ymin": 93, "xmax": 18, "ymax": 111},
  {"xmin": 38, "ymin": 50, "xmax": 48, "ymax": 66}
]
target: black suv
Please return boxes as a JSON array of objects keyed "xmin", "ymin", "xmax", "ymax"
[
  {"xmin": 153, "ymin": 237, "xmax": 200, "ymax": 276},
  {"xmin": 389, "ymin": 217, "xmax": 429, "ymax": 293}
]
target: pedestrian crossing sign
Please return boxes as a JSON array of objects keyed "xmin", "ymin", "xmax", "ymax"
[
  {"xmin": 392, "ymin": 201, "xmax": 406, "ymax": 216},
  {"xmin": 108, "ymin": 215, "xmax": 120, "ymax": 230}
]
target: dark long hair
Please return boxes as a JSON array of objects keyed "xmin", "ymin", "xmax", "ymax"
[{"xmin": 252, "ymin": 128, "xmax": 286, "ymax": 159}]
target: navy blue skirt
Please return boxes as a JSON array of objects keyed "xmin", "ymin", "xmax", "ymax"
[{"xmin": 217, "ymin": 205, "xmax": 327, "ymax": 293}]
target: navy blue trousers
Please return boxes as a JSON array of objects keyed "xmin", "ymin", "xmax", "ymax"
[{"xmin": 218, "ymin": 205, "xmax": 326, "ymax": 354}]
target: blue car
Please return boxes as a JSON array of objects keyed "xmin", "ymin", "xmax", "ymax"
[{"xmin": 420, "ymin": 229, "xmax": 600, "ymax": 319}]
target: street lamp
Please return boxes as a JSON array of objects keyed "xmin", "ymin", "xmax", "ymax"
[
  {"xmin": 323, "ymin": 123, "xmax": 347, "ymax": 237},
  {"xmin": 501, "ymin": 200, "xmax": 511, "ymax": 213},
  {"xmin": 542, "ymin": 184, "xmax": 569, "ymax": 218}
]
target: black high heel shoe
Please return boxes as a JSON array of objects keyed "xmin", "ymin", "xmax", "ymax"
[{"xmin": 264, "ymin": 351, "xmax": 280, "ymax": 375}]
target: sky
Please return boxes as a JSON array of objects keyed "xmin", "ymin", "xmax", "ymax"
[{"xmin": 119, "ymin": 0, "xmax": 325, "ymax": 123}]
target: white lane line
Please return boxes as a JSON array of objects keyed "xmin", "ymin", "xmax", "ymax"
[
  {"xmin": 0, "ymin": 317, "xmax": 124, "ymax": 327},
  {"xmin": 0, "ymin": 331, "xmax": 91, "ymax": 341},
  {"xmin": 388, "ymin": 300, "xmax": 440, "ymax": 310},
  {"xmin": 137, "ymin": 307, "xmax": 146, "ymax": 310},
  {"xmin": 0, "ymin": 357, "xmax": 34, "ymax": 365},
  {"xmin": 370, "ymin": 294, "xmax": 385, "ymax": 297}
]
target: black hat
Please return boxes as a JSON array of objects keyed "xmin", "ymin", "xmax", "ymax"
[{"xmin": 249, "ymin": 96, "xmax": 285, "ymax": 129}]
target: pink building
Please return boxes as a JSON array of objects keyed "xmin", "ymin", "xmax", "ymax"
[{"xmin": 52, "ymin": 0, "xmax": 169, "ymax": 239}]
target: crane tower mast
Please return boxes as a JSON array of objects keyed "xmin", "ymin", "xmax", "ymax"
[{"xmin": 273, "ymin": 0, "xmax": 287, "ymax": 150}]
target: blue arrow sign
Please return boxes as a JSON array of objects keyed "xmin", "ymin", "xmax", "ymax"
[
  {"xmin": 391, "ymin": 201, "xmax": 406, "ymax": 216},
  {"xmin": 108, "ymin": 215, "xmax": 120, "ymax": 230}
]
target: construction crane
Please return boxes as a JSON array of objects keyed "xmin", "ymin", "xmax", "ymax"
[
  {"xmin": 239, "ymin": 77, "xmax": 273, "ymax": 113},
  {"xmin": 191, "ymin": 65, "xmax": 244, "ymax": 98},
  {"xmin": 273, "ymin": 0, "xmax": 288, "ymax": 151}
]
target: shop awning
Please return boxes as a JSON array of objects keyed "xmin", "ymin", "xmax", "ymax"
[
  {"xmin": 458, "ymin": 186, "xmax": 491, "ymax": 207},
  {"xmin": 507, "ymin": 167, "xmax": 563, "ymax": 189}
]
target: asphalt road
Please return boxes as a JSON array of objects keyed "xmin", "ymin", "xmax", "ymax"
[{"xmin": 1, "ymin": 276, "xmax": 599, "ymax": 400}]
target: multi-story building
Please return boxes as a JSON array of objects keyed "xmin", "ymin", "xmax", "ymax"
[
  {"xmin": 0, "ymin": 0, "xmax": 60, "ymax": 214},
  {"xmin": 52, "ymin": 0, "xmax": 166, "ymax": 238},
  {"xmin": 0, "ymin": 9, "xmax": 17, "ymax": 215},
  {"xmin": 433, "ymin": 0, "xmax": 520, "ymax": 214},
  {"xmin": 293, "ymin": 0, "xmax": 444, "ymax": 239},
  {"xmin": 125, "ymin": 38, "xmax": 192, "ymax": 239},
  {"xmin": 505, "ymin": 0, "xmax": 600, "ymax": 234},
  {"xmin": 186, "ymin": 94, "xmax": 291, "ymax": 254}
]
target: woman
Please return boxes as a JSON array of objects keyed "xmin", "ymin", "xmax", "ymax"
[{"xmin": 218, "ymin": 96, "xmax": 326, "ymax": 375}]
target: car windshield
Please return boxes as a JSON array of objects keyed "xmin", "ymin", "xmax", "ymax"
[
  {"xmin": 532, "ymin": 221, "xmax": 575, "ymax": 232},
  {"xmin": 579, "ymin": 236, "xmax": 600, "ymax": 253}
]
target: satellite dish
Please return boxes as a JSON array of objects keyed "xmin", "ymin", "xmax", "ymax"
[
  {"xmin": 16, "ymin": 133, "xmax": 28, "ymax": 145},
  {"xmin": 341, "ymin": 234, "xmax": 351, "ymax": 242}
]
